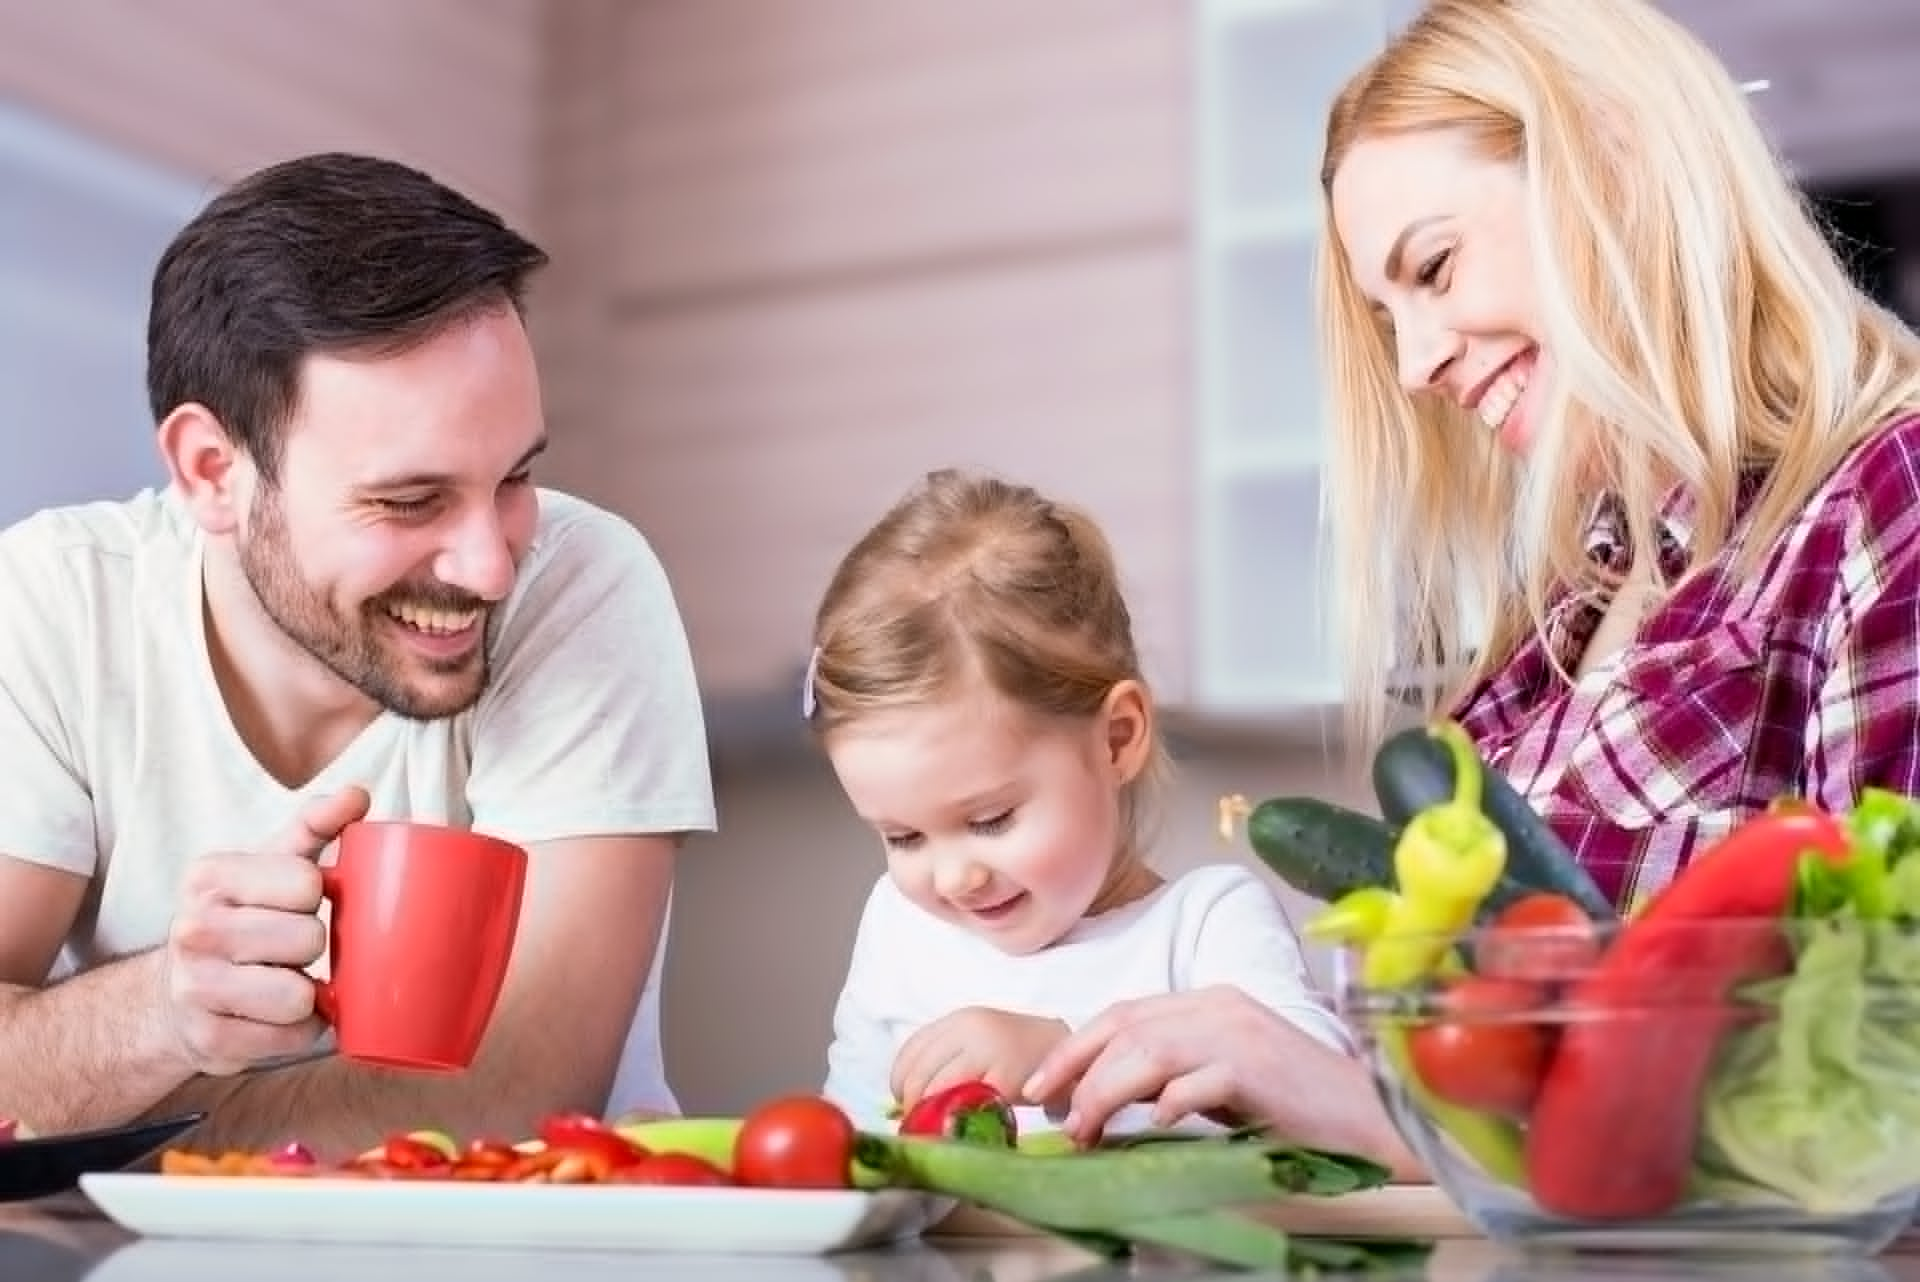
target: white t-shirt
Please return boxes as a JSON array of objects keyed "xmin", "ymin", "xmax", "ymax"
[
  {"xmin": 822, "ymin": 863, "xmax": 1352, "ymax": 1136},
  {"xmin": 0, "ymin": 485, "xmax": 717, "ymax": 1117}
]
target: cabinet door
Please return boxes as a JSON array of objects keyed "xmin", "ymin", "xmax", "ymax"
[{"xmin": 1192, "ymin": 0, "xmax": 1394, "ymax": 712}]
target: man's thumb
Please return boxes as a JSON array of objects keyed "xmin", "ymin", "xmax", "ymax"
[{"xmin": 274, "ymin": 786, "xmax": 372, "ymax": 861}]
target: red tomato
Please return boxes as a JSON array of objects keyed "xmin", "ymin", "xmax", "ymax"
[
  {"xmin": 1475, "ymin": 893, "xmax": 1603, "ymax": 982},
  {"xmin": 611, "ymin": 1153, "xmax": 734, "ymax": 1186},
  {"xmin": 1406, "ymin": 975, "xmax": 1551, "ymax": 1118},
  {"xmin": 733, "ymin": 1096, "xmax": 856, "ymax": 1190}
]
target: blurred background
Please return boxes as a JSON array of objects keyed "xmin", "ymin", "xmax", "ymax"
[{"xmin": 2, "ymin": 0, "xmax": 1916, "ymax": 1115}]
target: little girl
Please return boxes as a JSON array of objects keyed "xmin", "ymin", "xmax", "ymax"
[{"xmin": 805, "ymin": 468, "xmax": 1352, "ymax": 1139}]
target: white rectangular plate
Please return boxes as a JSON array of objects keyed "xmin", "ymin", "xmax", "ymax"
[{"xmin": 79, "ymin": 1173, "xmax": 943, "ymax": 1255}]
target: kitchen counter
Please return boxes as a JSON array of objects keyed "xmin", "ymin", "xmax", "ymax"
[{"xmin": 8, "ymin": 1192, "xmax": 1920, "ymax": 1282}]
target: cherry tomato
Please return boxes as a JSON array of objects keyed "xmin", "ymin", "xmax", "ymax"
[
  {"xmin": 1475, "ymin": 892, "xmax": 1603, "ymax": 982},
  {"xmin": 733, "ymin": 1096, "xmax": 856, "ymax": 1190},
  {"xmin": 611, "ymin": 1153, "xmax": 734, "ymax": 1186},
  {"xmin": 1406, "ymin": 975, "xmax": 1551, "ymax": 1118}
]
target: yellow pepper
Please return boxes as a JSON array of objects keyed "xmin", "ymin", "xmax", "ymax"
[
  {"xmin": 1392, "ymin": 721, "xmax": 1507, "ymax": 906},
  {"xmin": 1307, "ymin": 721, "xmax": 1508, "ymax": 989}
]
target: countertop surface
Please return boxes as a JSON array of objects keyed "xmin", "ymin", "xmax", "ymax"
[{"xmin": 10, "ymin": 1191, "xmax": 1920, "ymax": 1282}]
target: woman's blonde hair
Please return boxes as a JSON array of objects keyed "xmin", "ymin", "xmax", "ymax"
[
  {"xmin": 1316, "ymin": 0, "xmax": 1920, "ymax": 746},
  {"xmin": 808, "ymin": 468, "xmax": 1172, "ymax": 852}
]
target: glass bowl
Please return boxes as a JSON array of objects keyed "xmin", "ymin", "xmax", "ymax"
[{"xmin": 1335, "ymin": 914, "xmax": 1920, "ymax": 1255}]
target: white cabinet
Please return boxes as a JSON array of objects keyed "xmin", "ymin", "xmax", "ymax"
[{"xmin": 1192, "ymin": 0, "xmax": 1400, "ymax": 712}]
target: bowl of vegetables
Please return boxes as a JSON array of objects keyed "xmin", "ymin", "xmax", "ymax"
[{"xmin": 1311, "ymin": 726, "xmax": 1920, "ymax": 1254}]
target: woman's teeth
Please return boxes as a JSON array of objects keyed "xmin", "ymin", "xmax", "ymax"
[
  {"xmin": 387, "ymin": 605, "xmax": 481, "ymax": 635},
  {"xmin": 1479, "ymin": 365, "xmax": 1530, "ymax": 433}
]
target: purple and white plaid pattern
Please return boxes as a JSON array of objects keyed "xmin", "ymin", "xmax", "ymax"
[{"xmin": 1451, "ymin": 413, "xmax": 1920, "ymax": 914}]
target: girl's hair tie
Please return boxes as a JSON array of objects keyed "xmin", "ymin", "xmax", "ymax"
[{"xmin": 801, "ymin": 644, "xmax": 822, "ymax": 720}]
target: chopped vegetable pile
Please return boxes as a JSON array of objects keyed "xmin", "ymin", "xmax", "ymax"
[
  {"xmin": 157, "ymin": 1090, "xmax": 1427, "ymax": 1271},
  {"xmin": 1296, "ymin": 719, "xmax": 1920, "ymax": 1224}
]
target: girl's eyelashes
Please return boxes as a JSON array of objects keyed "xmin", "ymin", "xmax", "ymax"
[
  {"xmin": 880, "ymin": 810, "xmax": 1014, "ymax": 848},
  {"xmin": 970, "ymin": 810, "xmax": 1015, "ymax": 836}
]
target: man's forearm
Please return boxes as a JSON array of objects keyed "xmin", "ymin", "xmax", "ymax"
[
  {"xmin": 0, "ymin": 951, "xmax": 193, "ymax": 1133},
  {"xmin": 144, "ymin": 1045, "xmax": 611, "ymax": 1161}
]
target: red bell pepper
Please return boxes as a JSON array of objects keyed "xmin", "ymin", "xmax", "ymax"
[
  {"xmin": 1523, "ymin": 803, "xmax": 1852, "ymax": 1220},
  {"xmin": 538, "ymin": 1111, "xmax": 649, "ymax": 1171},
  {"xmin": 896, "ymin": 1080, "xmax": 1018, "ymax": 1147}
]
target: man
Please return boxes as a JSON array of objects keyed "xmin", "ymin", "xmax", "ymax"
[{"xmin": 0, "ymin": 152, "xmax": 715, "ymax": 1155}]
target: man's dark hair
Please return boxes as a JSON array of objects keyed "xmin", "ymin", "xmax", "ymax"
[{"xmin": 147, "ymin": 152, "xmax": 550, "ymax": 481}]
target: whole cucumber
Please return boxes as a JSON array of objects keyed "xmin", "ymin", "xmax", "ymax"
[
  {"xmin": 1246, "ymin": 795, "xmax": 1538, "ymax": 919},
  {"xmin": 1371, "ymin": 725, "xmax": 1614, "ymax": 920},
  {"xmin": 1245, "ymin": 796, "xmax": 1397, "ymax": 903}
]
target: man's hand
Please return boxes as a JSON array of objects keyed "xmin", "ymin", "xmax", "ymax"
[
  {"xmin": 890, "ymin": 1006, "xmax": 1069, "ymax": 1112},
  {"xmin": 160, "ymin": 788, "xmax": 370, "ymax": 1076}
]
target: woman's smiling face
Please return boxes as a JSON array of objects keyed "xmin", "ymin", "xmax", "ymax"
[{"xmin": 1331, "ymin": 128, "xmax": 1548, "ymax": 457}]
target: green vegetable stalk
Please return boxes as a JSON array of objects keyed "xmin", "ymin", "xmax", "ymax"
[{"xmin": 849, "ymin": 1131, "xmax": 1428, "ymax": 1271}]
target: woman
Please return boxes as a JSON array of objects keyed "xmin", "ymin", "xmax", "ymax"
[{"xmin": 1023, "ymin": 0, "xmax": 1920, "ymax": 1163}]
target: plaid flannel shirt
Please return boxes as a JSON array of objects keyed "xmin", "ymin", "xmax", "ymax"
[{"xmin": 1451, "ymin": 412, "xmax": 1920, "ymax": 913}]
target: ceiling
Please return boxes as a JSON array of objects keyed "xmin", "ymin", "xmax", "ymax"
[{"xmin": 1660, "ymin": 0, "xmax": 1920, "ymax": 182}]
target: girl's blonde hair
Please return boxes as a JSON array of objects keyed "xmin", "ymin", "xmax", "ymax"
[
  {"xmin": 808, "ymin": 468, "xmax": 1172, "ymax": 850},
  {"xmin": 1316, "ymin": 0, "xmax": 1920, "ymax": 747}
]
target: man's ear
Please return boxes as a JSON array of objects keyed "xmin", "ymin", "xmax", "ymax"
[
  {"xmin": 1098, "ymin": 679, "xmax": 1155, "ymax": 787},
  {"xmin": 157, "ymin": 403, "xmax": 248, "ymax": 535}
]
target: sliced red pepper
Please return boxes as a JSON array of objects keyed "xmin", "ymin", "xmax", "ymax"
[
  {"xmin": 537, "ymin": 1112, "xmax": 648, "ymax": 1170},
  {"xmin": 897, "ymin": 1080, "xmax": 1019, "ymax": 1147},
  {"xmin": 1523, "ymin": 803, "xmax": 1852, "ymax": 1220},
  {"xmin": 376, "ymin": 1133, "xmax": 455, "ymax": 1173},
  {"xmin": 609, "ymin": 1153, "xmax": 734, "ymax": 1186}
]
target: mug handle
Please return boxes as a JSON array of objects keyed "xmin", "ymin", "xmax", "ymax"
[{"xmin": 312, "ymin": 865, "xmax": 344, "ymax": 1024}]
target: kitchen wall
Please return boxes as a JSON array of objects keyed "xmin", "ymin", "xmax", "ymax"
[
  {"xmin": 0, "ymin": 3, "xmax": 1382, "ymax": 1115},
  {"xmin": 531, "ymin": 2, "xmax": 1385, "ymax": 1112}
]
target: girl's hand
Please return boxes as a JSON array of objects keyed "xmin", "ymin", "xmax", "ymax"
[
  {"xmin": 1020, "ymin": 985, "xmax": 1425, "ymax": 1179},
  {"xmin": 890, "ymin": 1007, "xmax": 1069, "ymax": 1113}
]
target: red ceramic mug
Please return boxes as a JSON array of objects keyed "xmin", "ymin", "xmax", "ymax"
[{"xmin": 312, "ymin": 821, "xmax": 528, "ymax": 1072}]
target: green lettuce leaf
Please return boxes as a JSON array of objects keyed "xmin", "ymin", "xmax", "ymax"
[{"xmin": 1693, "ymin": 917, "xmax": 1920, "ymax": 1211}]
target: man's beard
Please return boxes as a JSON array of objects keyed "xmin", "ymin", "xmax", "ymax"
[{"xmin": 239, "ymin": 487, "xmax": 493, "ymax": 721}]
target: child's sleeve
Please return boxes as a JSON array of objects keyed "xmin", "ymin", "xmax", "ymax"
[
  {"xmin": 821, "ymin": 877, "xmax": 905, "ymax": 1131},
  {"xmin": 1183, "ymin": 868, "xmax": 1354, "ymax": 1054}
]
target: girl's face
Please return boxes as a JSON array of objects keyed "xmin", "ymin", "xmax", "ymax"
[
  {"xmin": 1330, "ymin": 127, "xmax": 1547, "ymax": 457},
  {"xmin": 824, "ymin": 684, "xmax": 1148, "ymax": 956}
]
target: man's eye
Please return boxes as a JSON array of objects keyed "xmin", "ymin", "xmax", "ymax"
[{"xmin": 378, "ymin": 495, "xmax": 438, "ymax": 516}]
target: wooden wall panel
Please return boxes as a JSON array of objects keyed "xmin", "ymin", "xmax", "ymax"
[
  {"xmin": 574, "ymin": 244, "xmax": 1193, "ymax": 704},
  {"xmin": 611, "ymin": 0, "xmax": 1189, "ymax": 300},
  {"xmin": 0, "ymin": 0, "xmax": 545, "ymax": 228}
]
